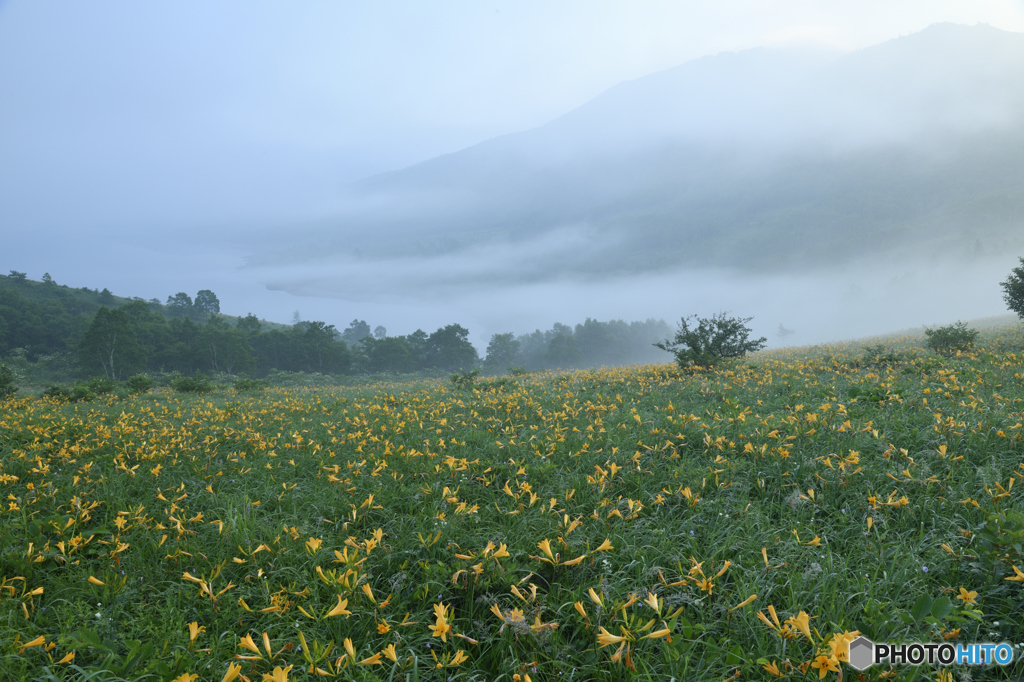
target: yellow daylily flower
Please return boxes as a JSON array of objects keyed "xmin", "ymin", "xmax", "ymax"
[
  {"xmin": 431, "ymin": 602, "xmax": 452, "ymax": 641},
  {"xmin": 362, "ymin": 583, "xmax": 376, "ymax": 604},
  {"xmin": 19, "ymin": 635, "xmax": 46, "ymax": 654},
  {"xmin": 187, "ymin": 622, "xmax": 205, "ymax": 642},
  {"xmin": 172, "ymin": 674, "xmax": 198, "ymax": 682},
  {"xmin": 238, "ymin": 633, "xmax": 262, "ymax": 655},
  {"xmin": 382, "ymin": 643, "xmax": 398, "ymax": 663},
  {"xmin": 956, "ymin": 587, "xmax": 978, "ymax": 605},
  {"xmin": 810, "ymin": 654, "xmax": 839, "ymax": 679},
  {"xmin": 358, "ymin": 652, "xmax": 382, "ymax": 665},
  {"xmin": 1005, "ymin": 565, "xmax": 1024, "ymax": 582},
  {"xmin": 597, "ymin": 626, "xmax": 626, "ymax": 647},
  {"xmin": 643, "ymin": 628, "xmax": 672, "ymax": 639},
  {"xmin": 786, "ymin": 611, "xmax": 812, "ymax": 641},
  {"xmin": 594, "ymin": 538, "xmax": 614, "ymax": 552},
  {"xmin": 729, "ymin": 594, "xmax": 757, "ymax": 611},
  {"xmin": 261, "ymin": 665, "xmax": 292, "ymax": 682},
  {"xmin": 88, "ymin": 576, "xmax": 105, "ymax": 586},
  {"xmin": 587, "ymin": 588, "xmax": 604, "ymax": 608},
  {"xmin": 827, "ymin": 630, "xmax": 861, "ymax": 662},
  {"xmin": 221, "ymin": 663, "xmax": 242, "ymax": 682},
  {"xmin": 327, "ymin": 595, "xmax": 352, "ymax": 617}
]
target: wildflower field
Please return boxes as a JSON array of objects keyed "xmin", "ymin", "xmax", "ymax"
[{"xmin": 2, "ymin": 330, "xmax": 1024, "ymax": 681}]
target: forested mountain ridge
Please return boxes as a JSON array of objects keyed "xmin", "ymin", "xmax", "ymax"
[{"xmin": 0, "ymin": 272, "xmax": 672, "ymax": 385}]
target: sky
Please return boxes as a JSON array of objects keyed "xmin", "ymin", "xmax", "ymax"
[{"xmin": 2, "ymin": 0, "xmax": 1024, "ymax": 346}]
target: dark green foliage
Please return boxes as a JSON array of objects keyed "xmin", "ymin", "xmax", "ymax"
[
  {"xmin": 78, "ymin": 306, "xmax": 145, "ymax": 379},
  {"xmin": 655, "ymin": 312, "xmax": 767, "ymax": 367},
  {"xmin": 42, "ymin": 376, "xmax": 121, "ymax": 403},
  {"xmin": 194, "ymin": 289, "xmax": 221, "ymax": 314},
  {"xmin": 924, "ymin": 321, "xmax": 979, "ymax": 356},
  {"xmin": 449, "ymin": 367, "xmax": 513, "ymax": 391},
  {"xmin": 489, "ymin": 318, "xmax": 672, "ymax": 372},
  {"xmin": 165, "ymin": 292, "xmax": 194, "ymax": 316},
  {"xmin": 361, "ymin": 335, "xmax": 414, "ymax": 373},
  {"xmin": 1001, "ymin": 257, "xmax": 1024, "ymax": 318},
  {"xmin": 200, "ymin": 316, "xmax": 255, "ymax": 374},
  {"xmin": 544, "ymin": 324, "xmax": 581, "ymax": 368},
  {"xmin": 341, "ymin": 319, "xmax": 372, "ymax": 345},
  {"xmin": 449, "ymin": 367, "xmax": 481, "ymax": 389},
  {"xmin": 7, "ymin": 270, "xmax": 27, "ymax": 281},
  {"xmin": 41, "ymin": 384, "xmax": 77, "ymax": 402},
  {"xmin": 86, "ymin": 376, "xmax": 118, "ymax": 395},
  {"xmin": 233, "ymin": 377, "xmax": 267, "ymax": 392},
  {"xmin": 2, "ymin": 274, "xmax": 678, "ymax": 383},
  {"xmin": 126, "ymin": 373, "xmax": 155, "ymax": 394},
  {"xmin": 170, "ymin": 372, "xmax": 215, "ymax": 394},
  {"xmin": 0, "ymin": 362, "xmax": 16, "ymax": 399},
  {"xmin": 297, "ymin": 321, "xmax": 348, "ymax": 374},
  {"xmin": 427, "ymin": 323, "xmax": 479, "ymax": 371},
  {"xmin": 236, "ymin": 313, "xmax": 263, "ymax": 336},
  {"xmin": 483, "ymin": 332, "xmax": 520, "ymax": 374},
  {"xmin": 860, "ymin": 344, "xmax": 907, "ymax": 367}
]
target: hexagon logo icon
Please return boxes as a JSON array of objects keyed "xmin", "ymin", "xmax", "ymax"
[{"xmin": 848, "ymin": 636, "xmax": 874, "ymax": 671}]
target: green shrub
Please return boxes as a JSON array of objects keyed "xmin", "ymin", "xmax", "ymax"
[
  {"xmin": 861, "ymin": 344, "xmax": 906, "ymax": 367},
  {"xmin": 924, "ymin": 321, "xmax": 978, "ymax": 356},
  {"xmin": 170, "ymin": 373, "xmax": 215, "ymax": 394},
  {"xmin": 0, "ymin": 363, "xmax": 16, "ymax": 399},
  {"xmin": 449, "ymin": 368, "xmax": 480, "ymax": 389},
  {"xmin": 507, "ymin": 366, "xmax": 529, "ymax": 376},
  {"xmin": 126, "ymin": 374, "xmax": 155, "ymax": 394},
  {"xmin": 42, "ymin": 383, "xmax": 95, "ymax": 403},
  {"xmin": 655, "ymin": 312, "xmax": 767, "ymax": 368},
  {"xmin": 86, "ymin": 376, "xmax": 118, "ymax": 395},
  {"xmin": 233, "ymin": 377, "xmax": 268, "ymax": 393}
]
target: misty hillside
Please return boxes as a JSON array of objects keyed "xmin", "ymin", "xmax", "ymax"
[{"xmin": 251, "ymin": 23, "xmax": 1024, "ymax": 298}]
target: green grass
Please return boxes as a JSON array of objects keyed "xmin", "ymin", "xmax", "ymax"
[{"xmin": 1, "ymin": 327, "xmax": 1023, "ymax": 681}]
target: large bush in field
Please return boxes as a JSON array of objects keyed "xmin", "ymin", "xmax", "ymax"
[
  {"xmin": 655, "ymin": 312, "xmax": 767, "ymax": 368},
  {"xmin": 924, "ymin": 321, "xmax": 978, "ymax": 356},
  {"xmin": 0, "ymin": 363, "xmax": 17, "ymax": 399}
]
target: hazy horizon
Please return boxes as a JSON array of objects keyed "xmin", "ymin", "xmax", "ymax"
[{"xmin": 3, "ymin": 2, "xmax": 1024, "ymax": 350}]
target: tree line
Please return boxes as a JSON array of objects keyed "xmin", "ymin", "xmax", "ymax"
[{"xmin": 1, "ymin": 273, "xmax": 673, "ymax": 382}]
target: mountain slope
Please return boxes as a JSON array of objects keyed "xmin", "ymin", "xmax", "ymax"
[{"xmin": 250, "ymin": 23, "xmax": 1024, "ymax": 298}]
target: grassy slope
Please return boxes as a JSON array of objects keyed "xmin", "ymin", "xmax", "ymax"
[{"xmin": 1, "ymin": 325, "xmax": 1023, "ymax": 680}]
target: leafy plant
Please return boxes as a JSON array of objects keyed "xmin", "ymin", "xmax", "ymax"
[
  {"xmin": 449, "ymin": 368, "xmax": 481, "ymax": 389},
  {"xmin": 126, "ymin": 373, "xmax": 155, "ymax": 394},
  {"xmin": 170, "ymin": 372, "xmax": 215, "ymax": 394},
  {"xmin": 0, "ymin": 362, "xmax": 16, "ymax": 399},
  {"xmin": 924, "ymin": 321, "xmax": 979, "ymax": 356},
  {"xmin": 860, "ymin": 344, "xmax": 907, "ymax": 367},
  {"xmin": 233, "ymin": 377, "xmax": 268, "ymax": 392},
  {"xmin": 655, "ymin": 312, "xmax": 767, "ymax": 368}
]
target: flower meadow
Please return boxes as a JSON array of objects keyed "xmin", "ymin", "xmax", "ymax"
[{"xmin": 2, "ymin": 333, "xmax": 1024, "ymax": 681}]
